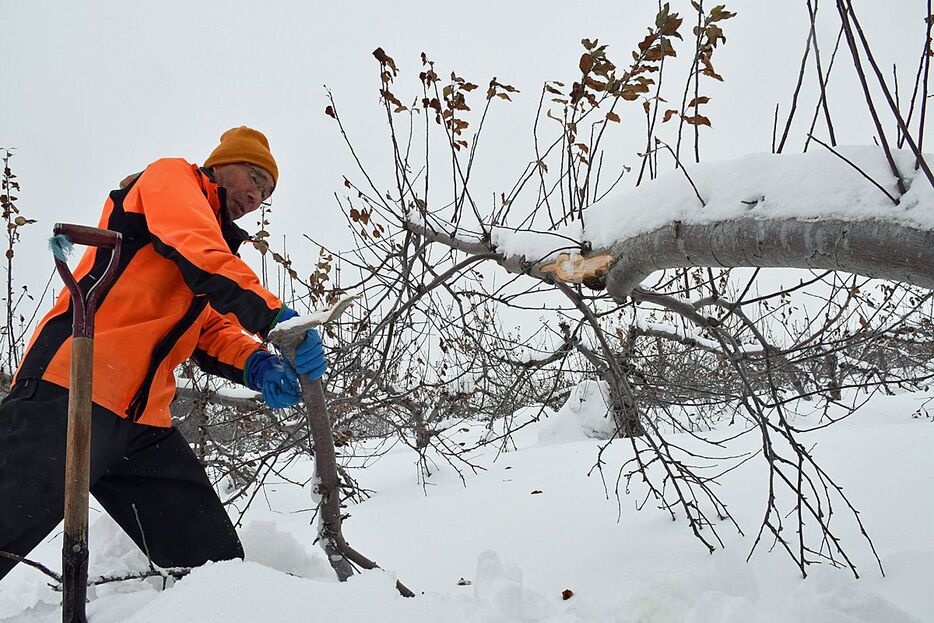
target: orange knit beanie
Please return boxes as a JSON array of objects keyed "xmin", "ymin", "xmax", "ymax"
[{"xmin": 204, "ymin": 126, "xmax": 278, "ymax": 185}]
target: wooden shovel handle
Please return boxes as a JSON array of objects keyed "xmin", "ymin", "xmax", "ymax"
[
  {"xmin": 53, "ymin": 223, "xmax": 122, "ymax": 338},
  {"xmin": 53, "ymin": 223, "xmax": 121, "ymax": 249},
  {"xmin": 54, "ymin": 223, "xmax": 122, "ymax": 623},
  {"xmin": 62, "ymin": 336, "xmax": 93, "ymax": 623}
]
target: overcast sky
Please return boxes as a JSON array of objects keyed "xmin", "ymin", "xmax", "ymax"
[{"xmin": 2, "ymin": 1, "xmax": 930, "ymax": 312}]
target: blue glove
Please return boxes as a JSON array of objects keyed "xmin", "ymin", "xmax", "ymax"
[
  {"xmin": 278, "ymin": 306, "xmax": 299, "ymax": 325},
  {"xmin": 245, "ymin": 351, "xmax": 301, "ymax": 409},
  {"xmin": 293, "ymin": 329, "xmax": 327, "ymax": 380}
]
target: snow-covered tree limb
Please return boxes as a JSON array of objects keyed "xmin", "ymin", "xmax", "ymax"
[{"xmin": 411, "ymin": 216, "xmax": 934, "ymax": 306}]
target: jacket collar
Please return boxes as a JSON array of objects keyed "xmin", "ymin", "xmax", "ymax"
[
  {"xmin": 198, "ymin": 166, "xmax": 251, "ymax": 254},
  {"xmin": 196, "ymin": 166, "xmax": 224, "ymax": 216}
]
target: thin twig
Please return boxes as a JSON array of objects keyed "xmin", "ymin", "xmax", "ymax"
[
  {"xmin": 772, "ymin": 103, "xmax": 780, "ymax": 153},
  {"xmin": 807, "ymin": 134, "xmax": 899, "ymax": 204},
  {"xmin": 777, "ymin": 20, "xmax": 814, "ymax": 153},
  {"xmin": 843, "ymin": 0, "xmax": 934, "ymax": 190},
  {"xmin": 656, "ymin": 141, "xmax": 706, "ymax": 207},
  {"xmin": 132, "ymin": 502, "xmax": 155, "ymax": 572},
  {"xmin": 918, "ymin": 1, "xmax": 933, "ymax": 165},
  {"xmin": 0, "ymin": 550, "xmax": 62, "ymax": 583},
  {"xmin": 803, "ymin": 1, "xmax": 841, "ymax": 151},
  {"xmin": 836, "ymin": 0, "xmax": 908, "ymax": 194}
]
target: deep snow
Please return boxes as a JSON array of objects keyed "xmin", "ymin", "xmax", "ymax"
[{"xmin": 0, "ymin": 387, "xmax": 932, "ymax": 622}]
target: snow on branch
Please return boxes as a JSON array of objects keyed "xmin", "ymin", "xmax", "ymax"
[
  {"xmin": 412, "ymin": 147, "xmax": 934, "ymax": 300},
  {"xmin": 630, "ymin": 318, "xmax": 764, "ymax": 356}
]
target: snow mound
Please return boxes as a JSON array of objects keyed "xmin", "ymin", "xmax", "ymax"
[
  {"xmin": 239, "ymin": 520, "xmax": 333, "ymax": 580},
  {"xmin": 87, "ymin": 512, "xmax": 149, "ymax": 579},
  {"xmin": 537, "ymin": 380, "xmax": 616, "ymax": 444},
  {"xmin": 788, "ymin": 567, "xmax": 924, "ymax": 623},
  {"xmin": 473, "ymin": 551, "xmax": 554, "ymax": 621}
]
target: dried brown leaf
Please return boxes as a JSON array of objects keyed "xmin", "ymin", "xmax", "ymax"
[
  {"xmin": 682, "ymin": 114, "xmax": 711, "ymax": 126},
  {"xmin": 579, "ymin": 53, "xmax": 594, "ymax": 74}
]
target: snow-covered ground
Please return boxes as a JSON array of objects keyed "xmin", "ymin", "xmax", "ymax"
[{"xmin": 1, "ymin": 387, "xmax": 932, "ymax": 622}]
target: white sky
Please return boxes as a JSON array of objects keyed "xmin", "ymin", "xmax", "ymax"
[{"xmin": 2, "ymin": 0, "xmax": 930, "ymax": 308}]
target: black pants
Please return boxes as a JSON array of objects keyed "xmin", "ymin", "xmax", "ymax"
[{"xmin": 0, "ymin": 379, "xmax": 243, "ymax": 581}]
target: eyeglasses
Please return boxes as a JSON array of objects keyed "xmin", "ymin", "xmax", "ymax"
[{"xmin": 245, "ymin": 164, "xmax": 274, "ymax": 201}]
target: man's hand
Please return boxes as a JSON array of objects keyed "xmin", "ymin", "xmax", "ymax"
[
  {"xmin": 294, "ymin": 329, "xmax": 327, "ymax": 380},
  {"xmin": 245, "ymin": 351, "xmax": 300, "ymax": 409}
]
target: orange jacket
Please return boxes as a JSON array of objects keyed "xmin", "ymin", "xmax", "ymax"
[{"xmin": 14, "ymin": 158, "xmax": 284, "ymax": 427}]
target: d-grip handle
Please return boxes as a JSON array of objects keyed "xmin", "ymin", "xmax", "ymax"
[
  {"xmin": 53, "ymin": 222, "xmax": 121, "ymax": 249},
  {"xmin": 52, "ymin": 223, "xmax": 123, "ymax": 338}
]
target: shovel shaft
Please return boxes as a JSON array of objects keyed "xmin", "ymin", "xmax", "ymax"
[
  {"xmin": 62, "ymin": 336, "xmax": 93, "ymax": 623},
  {"xmin": 63, "ymin": 337, "xmax": 93, "ymax": 536}
]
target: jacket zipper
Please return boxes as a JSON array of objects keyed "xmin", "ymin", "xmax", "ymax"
[{"xmin": 128, "ymin": 296, "xmax": 208, "ymax": 422}]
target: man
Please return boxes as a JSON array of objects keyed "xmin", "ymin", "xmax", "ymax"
[{"xmin": 0, "ymin": 126, "xmax": 326, "ymax": 580}]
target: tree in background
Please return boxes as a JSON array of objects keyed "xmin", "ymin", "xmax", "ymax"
[{"xmin": 0, "ymin": 149, "xmax": 39, "ymax": 389}]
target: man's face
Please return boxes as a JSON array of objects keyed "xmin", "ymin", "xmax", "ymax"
[{"xmin": 213, "ymin": 163, "xmax": 274, "ymax": 220}]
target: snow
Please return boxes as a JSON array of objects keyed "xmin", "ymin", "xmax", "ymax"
[
  {"xmin": 634, "ymin": 319, "xmax": 721, "ymax": 351},
  {"xmin": 238, "ymin": 521, "xmax": 334, "ymax": 580},
  {"xmin": 1, "ymin": 388, "xmax": 933, "ymax": 622},
  {"xmin": 490, "ymin": 146, "xmax": 934, "ymax": 262},
  {"xmin": 536, "ymin": 380, "xmax": 617, "ymax": 443},
  {"xmin": 272, "ymin": 295, "xmax": 360, "ymax": 335},
  {"xmin": 491, "ymin": 221, "xmax": 585, "ymax": 263},
  {"xmin": 274, "ymin": 309, "xmax": 334, "ymax": 332}
]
